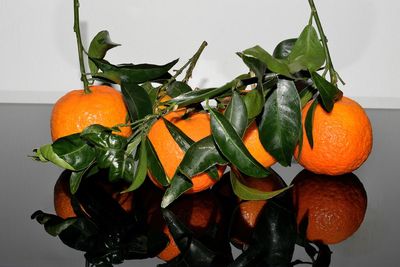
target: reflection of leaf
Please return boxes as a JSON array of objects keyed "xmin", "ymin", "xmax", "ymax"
[{"xmin": 259, "ymin": 79, "xmax": 302, "ymax": 166}]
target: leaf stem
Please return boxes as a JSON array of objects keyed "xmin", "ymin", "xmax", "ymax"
[
  {"xmin": 73, "ymin": 0, "xmax": 91, "ymax": 93},
  {"xmin": 307, "ymin": 0, "xmax": 343, "ymax": 85}
]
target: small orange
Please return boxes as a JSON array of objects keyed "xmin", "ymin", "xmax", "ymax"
[
  {"xmin": 230, "ymin": 171, "xmax": 285, "ymax": 247},
  {"xmin": 51, "ymin": 85, "xmax": 132, "ymax": 141},
  {"xmin": 147, "ymin": 110, "xmax": 225, "ymax": 193},
  {"xmin": 295, "ymin": 96, "xmax": 373, "ymax": 175},
  {"xmin": 242, "ymin": 121, "xmax": 277, "ymax": 168},
  {"xmin": 54, "ymin": 171, "xmax": 134, "ymax": 219},
  {"xmin": 292, "ymin": 169, "xmax": 367, "ymax": 244}
]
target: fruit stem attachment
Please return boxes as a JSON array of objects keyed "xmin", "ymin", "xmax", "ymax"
[
  {"xmin": 73, "ymin": 0, "xmax": 91, "ymax": 94},
  {"xmin": 308, "ymin": 0, "xmax": 344, "ymax": 86}
]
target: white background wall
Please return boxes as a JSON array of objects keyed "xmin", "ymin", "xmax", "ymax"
[{"xmin": 1, "ymin": 0, "xmax": 399, "ymax": 108}]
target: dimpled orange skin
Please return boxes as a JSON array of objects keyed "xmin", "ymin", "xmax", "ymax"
[
  {"xmin": 148, "ymin": 110, "xmax": 225, "ymax": 193},
  {"xmin": 242, "ymin": 121, "xmax": 277, "ymax": 168},
  {"xmin": 292, "ymin": 170, "xmax": 367, "ymax": 244},
  {"xmin": 230, "ymin": 173, "xmax": 285, "ymax": 247},
  {"xmin": 295, "ymin": 96, "xmax": 373, "ymax": 175},
  {"xmin": 51, "ymin": 85, "xmax": 132, "ymax": 141}
]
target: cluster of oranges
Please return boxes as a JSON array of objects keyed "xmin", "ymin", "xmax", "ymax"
[{"xmin": 51, "ymin": 84, "xmax": 371, "ymax": 262}]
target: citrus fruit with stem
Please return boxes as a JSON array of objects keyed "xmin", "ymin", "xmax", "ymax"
[
  {"xmin": 292, "ymin": 169, "xmax": 367, "ymax": 244},
  {"xmin": 147, "ymin": 109, "xmax": 225, "ymax": 193},
  {"xmin": 51, "ymin": 85, "xmax": 132, "ymax": 141},
  {"xmin": 230, "ymin": 171, "xmax": 285, "ymax": 248},
  {"xmin": 295, "ymin": 96, "xmax": 372, "ymax": 175},
  {"xmin": 54, "ymin": 170, "xmax": 134, "ymax": 219}
]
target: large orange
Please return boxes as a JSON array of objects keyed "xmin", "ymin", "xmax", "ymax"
[
  {"xmin": 292, "ymin": 170, "xmax": 367, "ymax": 244},
  {"xmin": 295, "ymin": 96, "xmax": 373, "ymax": 175},
  {"xmin": 147, "ymin": 110, "xmax": 225, "ymax": 193},
  {"xmin": 51, "ymin": 85, "xmax": 132, "ymax": 141},
  {"xmin": 146, "ymin": 191, "xmax": 223, "ymax": 262},
  {"xmin": 54, "ymin": 171, "xmax": 134, "ymax": 219},
  {"xmin": 242, "ymin": 121, "xmax": 277, "ymax": 168},
  {"xmin": 230, "ymin": 171, "xmax": 285, "ymax": 247}
]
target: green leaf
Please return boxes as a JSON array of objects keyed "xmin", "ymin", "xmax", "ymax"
[
  {"xmin": 162, "ymin": 117, "xmax": 194, "ymax": 151},
  {"xmin": 146, "ymin": 137, "xmax": 169, "ymax": 187},
  {"xmin": 259, "ymin": 79, "xmax": 302, "ymax": 166},
  {"xmin": 209, "ymin": 108, "xmax": 269, "ymax": 177},
  {"xmin": 161, "ymin": 172, "xmax": 193, "ymax": 208},
  {"xmin": 121, "ymin": 82, "xmax": 153, "ymax": 122},
  {"xmin": 179, "ymin": 136, "xmax": 227, "ymax": 178},
  {"xmin": 305, "ymin": 98, "xmax": 319, "ymax": 149},
  {"xmin": 288, "ymin": 25, "xmax": 325, "ymax": 73},
  {"xmin": 273, "ymin": 38, "xmax": 297, "ymax": 60},
  {"xmin": 311, "ymin": 71, "xmax": 343, "ymax": 112},
  {"xmin": 242, "ymin": 45, "xmax": 293, "ymax": 78},
  {"xmin": 167, "ymin": 80, "xmax": 235, "ymax": 107},
  {"xmin": 242, "ymin": 90, "xmax": 264, "ymax": 119},
  {"xmin": 36, "ymin": 144, "xmax": 75, "ymax": 170},
  {"xmin": 88, "ymin": 30, "xmax": 120, "ymax": 74},
  {"xmin": 91, "ymin": 58, "xmax": 178, "ymax": 84},
  {"xmin": 167, "ymin": 81, "xmax": 192, "ymax": 98},
  {"xmin": 142, "ymin": 82, "xmax": 158, "ymax": 108},
  {"xmin": 52, "ymin": 134, "xmax": 96, "ymax": 171},
  {"xmin": 237, "ymin": 52, "xmax": 266, "ymax": 94},
  {"xmin": 122, "ymin": 137, "xmax": 148, "ymax": 192},
  {"xmin": 230, "ymin": 170, "xmax": 290, "ymax": 201},
  {"xmin": 69, "ymin": 165, "xmax": 92, "ymax": 195},
  {"xmin": 224, "ymin": 91, "xmax": 248, "ymax": 137},
  {"xmin": 299, "ymin": 83, "xmax": 318, "ymax": 108}
]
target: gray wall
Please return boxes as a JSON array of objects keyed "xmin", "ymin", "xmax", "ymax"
[{"xmin": 0, "ymin": 104, "xmax": 399, "ymax": 267}]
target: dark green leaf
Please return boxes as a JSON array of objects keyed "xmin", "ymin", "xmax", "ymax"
[
  {"xmin": 88, "ymin": 30, "xmax": 120, "ymax": 74},
  {"xmin": 123, "ymin": 137, "xmax": 148, "ymax": 192},
  {"xmin": 209, "ymin": 108, "xmax": 269, "ymax": 177},
  {"xmin": 242, "ymin": 46, "xmax": 293, "ymax": 78},
  {"xmin": 305, "ymin": 98, "xmax": 319, "ymax": 149},
  {"xmin": 163, "ymin": 117, "xmax": 194, "ymax": 151},
  {"xmin": 52, "ymin": 134, "xmax": 96, "ymax": 171},
  {"xmin": 167, "ymin": 81, "xmax": 192, "ymax": 98},
  {"xmin": 224, "ymin": 91, "xmax": 248, "ymax": 137},
  {"xmin": 121, "ymin": 82, "xmax": 153, "ymax": 122},
  {"xmin": 259, "ymin": 79, "xmax": 302, "ymax": 166},
  {"xmin": 179, "ymin": 136, "xmax": 227, "ymax": 178},
  {"xmin": 161, "ymin": 172, "xmax": 193, "ymax": 208},
  {"xmin": 237, "ymin": 52, "xmax": 266, "ymax": 94},
  {"xmin": 230, "ymin": 170, "xmax": 290, "ymax": 201},
  {"xmin": 242, "ymin": 90, "xmax": 264, "ymax": 119},
  {"xmin": 146, "ymin": 137, "xmax": 169, "ymax": 187},
  {"xmin": 31, "ymin": 211, "xmax": 77, "ymax": 236},
  {"xmin": 69, "ymin": 165, "xmax": 91, "ymax": 195},
  {"xmin": 91, "ymin": 58, "xmax": 178, "ymax": 84},
  {"xmin": 167, "ymin": 80, "xmax": 235, "ymax": 107},
  {"xmin": 288, "ymin": 25, "xmax": 325, "ymax": 72},
  {"xmin": 273, "ymin": 38, "xmax": 297, "ymax": 60},
  {"xmin": 142, "ymin": 82, "xmax": 158, "ymax": 108},
  {"xmin": 299, "ymin": 84, "xmax": 317, "ymax": 108},
  {"xmin": 310, "ymin": 71, "xmax": 342, "ymax": 112}
]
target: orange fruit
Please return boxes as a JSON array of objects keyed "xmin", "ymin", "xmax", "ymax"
[
  {"xmin": 242, "ymin": 121, "xmax": 277, "ymax": 168},
  {"xmin": 146, "ymin": 191, "xmax": 223, "ymax": 262},
  {"xmin": 292, "ymin": 169, "xmax": 367, "ymax": 244},
  {"xmin": 295, "ymin": 96, "xmax": 373, "ymax": 175},
  {"xmin": 230, "ymin": 171, "xmax": 285, "ymax": 247},
  {"xmin": 147, "ymin": 110, "xmax": 225, "ymax": 193},
  {"xmin": 51, "ymin": 85, "xmax": 132, "ymax": 141},
  {"xmin": 54, "ymin": 171, "xmax": 134, "ymax": 219}
]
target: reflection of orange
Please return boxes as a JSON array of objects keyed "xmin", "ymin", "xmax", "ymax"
[
  {"xmin": 148, "ymin": 110, "xmax": 225, "ymax": 193},
  {"xmin": 53, "ymin": 171, "xmax": 134, "ymax": 219},
  {"xmin": 51, "ymin": 85, "xmax": 132, "ymax": 141},
  {"xmin": 295, "ymin": 96, "xmax": 373, "ymax": 175},
  {"xmin": 292, "ymin": 170, "xmax": 367, "ymax": 244},
  {"xmin": 146, "ymin": 191, "xmax": 222, "ymax": 262},
  {"xmin": 230, "ymin": 171, "xmax": 285, "ymax": 247},
  {"xmin": 242, "ymin": 122, "xmax": 276, "ymax": 168}
]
